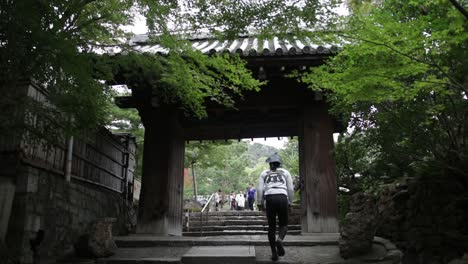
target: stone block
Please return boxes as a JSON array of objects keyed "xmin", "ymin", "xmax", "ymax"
[
  {"xmin": 339, "ymin": 193, "xmax": 377, "ymax": 259},
  {"xmin": 25, "ymin": 214, "xmax": 41, "ymax": 232},
  {"xmin": 74, "ymin": 218, "xmax": 118, "ymax": 258},
  {"xmin": 181, "ymin": 246, "xmax": 255, "ymax": 264},
  {"xmin": 26, "ymin": 174, "xmax": 39, "ymax": 193},
  {"xmin": 15, "ymin": 171, "xmax": 29, "ymax": 193},
  {"xmin": 385, "ymin": 249, "xmax": 403, "ymax": 264}
]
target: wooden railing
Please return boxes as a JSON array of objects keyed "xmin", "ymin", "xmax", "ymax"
[{"xmin": 199, "ymin": 192, "xmax": 216, "ymax": 236}]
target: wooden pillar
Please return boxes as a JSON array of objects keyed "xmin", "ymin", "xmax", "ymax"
[
  {"xmin": 299, "ymin": 102, "xmax": 339, "ymax": 233},
  {"xmin": 136, "ymin": 107, "xmax": 185, "ymax": 235},
  {"xmin": 166, "ymin": 113, "xmax": 185, "ymax": 236}
]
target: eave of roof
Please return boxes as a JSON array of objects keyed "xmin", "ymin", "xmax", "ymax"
[{"xmin": 130, "ymin": 34, "xmax": 339, "ymax": 57}]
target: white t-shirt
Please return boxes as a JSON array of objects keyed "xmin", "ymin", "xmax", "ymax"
[
  {"xmin": 214, "ymin": 192, "xmax": 220, "ymax": 203},
  {"xmin": 256, "ymin": 168, "xmax": 294, "ymax": 205}
]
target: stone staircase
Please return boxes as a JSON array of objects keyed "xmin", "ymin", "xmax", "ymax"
[
  {"xmin": 93, "ymin": 209, "xmax": 402, "ymax": 263},
  {"xmin": 183, "ymin": 210, "xmax": 302, "ymax": 236}
]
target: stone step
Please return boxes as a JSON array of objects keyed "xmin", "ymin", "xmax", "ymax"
[
  {"xmin": 185, "ymin": 219, "xmax": 267, "ymax": 227},
  {"xmin": 187, "ymin": 210, "xmax": 302, "ymax": 218},
  {"xmin": 185, "ymin": 219, "xmax": 301, "ymax": 227},
  {"xmin": 181, "ymin": 246, "xmax": 255, "ymax": 264},
  {"xmin": 188, "ymin": 211, "xmax": 265, "ymax": 217},
  {"xmin": 183, "ymin": 225, "xmax": 302, "ymax": 232},
  {"xmin": 114, "ymin": 234, "xmax": 341, "ymax": 248},
  {"xmin": 97, "ymin": 258, "xmax": 181, "ymax": 263},
  {"xmin": 185, "ymin": 215, "xmax": 301, "ymax": 221},
  {"xmin": 187, "ymin": 215, "xmax": 268, "ymax": 220},
  {"xmin": 94, "ymin": 247, "xmax": 190, "ymax": 264},
  {"xmin": 182, "ymin": 230, "xmax": 302, "ymax": 236},
  {"xmin": 185, "ymin": 217, "xmax": 268, "ymax": 223}
]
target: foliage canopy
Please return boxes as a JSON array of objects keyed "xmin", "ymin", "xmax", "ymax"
[
  {"xmin": 305, "ymin": 0, "xmax": 468, "ymax": 192},
  {"xmin": 2, "ymin": 0, "xmax": 467, "ymax": 195},
  {"xmin": 1, "ymin": 0, "xmax": 341, "ymax": 140}
]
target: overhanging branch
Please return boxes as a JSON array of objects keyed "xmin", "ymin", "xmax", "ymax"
[{"xmin": 448, "ymin": 0, "xmax": 468, "ymax": 20}]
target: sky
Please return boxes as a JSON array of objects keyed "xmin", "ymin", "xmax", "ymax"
[{"xmin": 244, "ymin": 137, "xmax": 289, "ymax": 149}]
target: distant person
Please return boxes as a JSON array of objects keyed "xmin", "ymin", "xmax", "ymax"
[
  {"xmin": 257, "ymin": 153, "xmax": 294, "ymax": 261},
  {"xmin": 247, "ymin": 183, "xmax": 256, "ymax": 211},
  {"xmin": 230, "ymin": 192, "xmax": 237, "ymax": 210},
  {"xmin": 214, "ymin": 189, "xmax": 222, "ymax": 211},
  {"xmin": 235, "ymin": 190, "xmax": 245, "ymax": 210},
  {"xmin": 220, "ymin": 191, "xmax": 226, "ymax": 209}
]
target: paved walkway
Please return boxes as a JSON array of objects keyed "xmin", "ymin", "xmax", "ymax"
[
  {"xmin": 94, "ymin": 234, "xmax": 400, "ymax": 264},
  {"xmin": 98, "ymin": 244, "xmax": 390, "ymax": 263}
]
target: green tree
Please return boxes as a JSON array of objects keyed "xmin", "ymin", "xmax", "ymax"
[
  {"xmin": 184, "ymin": 141, "xmax": 282, "ymax": 198},
  {"xmin": 107, "ymin": 88, "xmax": 145, "ymax": 178},
  {"xmin": 279, "ymin": 139, "xmax": 299, "ymax": 177},
  {"xmin": 1, "ymin": 0, "xmax": 134, "ymax": 139},
  {"xmin": 247, "ymin": 142, "xmax": 278, "ymax": 167},
  {"xmin": 1, "ymin": 0, "xmax": 341, "ymax": 140},
  {"xmin": 302, "ymin": 0, "xmax": 468, "ymax": 185},
  {"xmin": 334, "ymin": 132, "xmax": 386, "ymax": 194}
]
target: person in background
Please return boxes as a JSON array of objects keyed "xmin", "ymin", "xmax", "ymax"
[
  {"xmin": 220, "ymin": 190, "xmax": 225, "ymax": 210},
  {"xmin": 247, "ymin": 183, "xmax": 256, "ymax": 211},
  {"xmin": 257, "ymin": 153, "xmax": 294, "ymax": 261},
  {"xmin": 230, "ymin": 191, "xmax": 237, "ymax": 210},
  {"xmin": 214, "ymin": 189, "xmax": 221, "ymax": 211},
  {"xmin": 235, "ymin": 190, "xmax": 245, "ymax": 210}
]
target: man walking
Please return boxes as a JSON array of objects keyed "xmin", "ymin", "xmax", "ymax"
[
  {"xmin": 257, "ymin": 153, "xmax": 294, "ymax": 261},
  {"xmin": 247, "ymin": 183, "xmax": 256, "ymax": 210}
]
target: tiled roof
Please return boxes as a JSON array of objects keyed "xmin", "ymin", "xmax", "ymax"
[{"xmin": 130, "ymin": 34, "xmax": 339, "ymax": 57}]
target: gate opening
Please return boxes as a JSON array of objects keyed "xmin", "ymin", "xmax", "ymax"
[{"xmin": 183, "ymin": 137, "xmax": 300, "ymax": 211}]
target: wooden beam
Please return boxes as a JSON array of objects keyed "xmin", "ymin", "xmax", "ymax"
[{"xmin": 183, "ymin": 123, "xmax": 298, "ymax": 141}]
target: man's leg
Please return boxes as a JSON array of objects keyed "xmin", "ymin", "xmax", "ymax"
[
  {"xmin": 266, "ymin": 196, "xmax": 278, "ymax": 261},
  {"xmin": 276, "ymin": 195, "xmax": 289, "ymax": 256}
]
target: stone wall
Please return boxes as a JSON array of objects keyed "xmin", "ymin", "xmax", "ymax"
[
  {"xmin": 6, "ymin": 164, "xmax": 130, "ymax": 263},
  {"xmin": 375, "ymin": 175, "xmax": 468, "ymax": 264},
  {"xmin": 0, "ymin": 83, "xmax": 137, "ymax": 263}
]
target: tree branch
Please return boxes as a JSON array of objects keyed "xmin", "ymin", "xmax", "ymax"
[
  {"xmin": 72, "ymin": 15, "xmax": 110, "ymax": 33},
  {"xmin": 362, "ymin": 73, "xmax": 460, "ymax": 89},
  {"xmin": 337, "ymin": 33, "xmax": 467, "ymax": 94},
  {"xmin": 448, "ymin": 0, "xmax": 468, "ymax": 20}
]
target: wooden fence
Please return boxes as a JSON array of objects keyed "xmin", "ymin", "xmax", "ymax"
[{"xmin": 16, "ymin": 83, "xmax": 137, "ymax": 196}]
